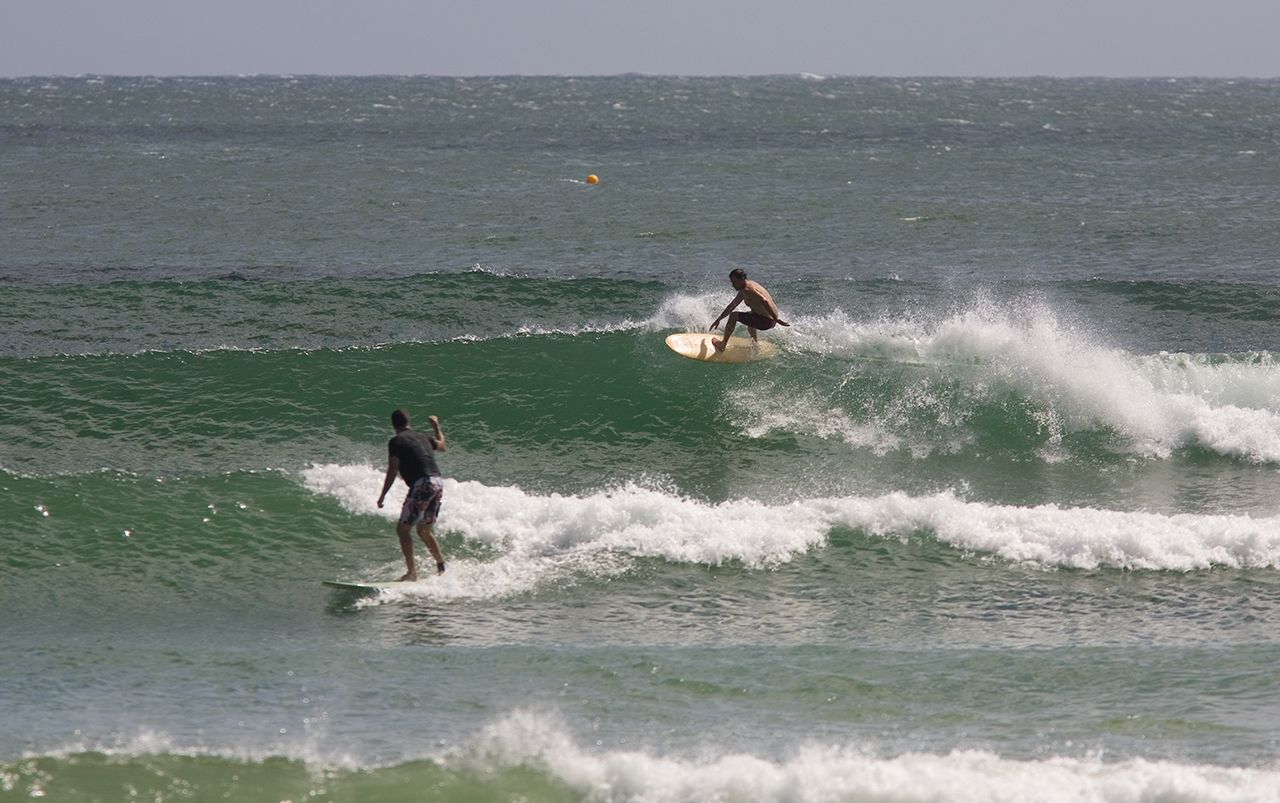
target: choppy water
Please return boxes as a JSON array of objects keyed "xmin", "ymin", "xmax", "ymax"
[{"xmin": 3, "ymin": 75, "xmax": 1280, "ymax": 802}]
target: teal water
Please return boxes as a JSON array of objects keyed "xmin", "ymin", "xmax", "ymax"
[{"xmin": 3, "ymin": 76, "xmax": 1280, "ymax": 802}]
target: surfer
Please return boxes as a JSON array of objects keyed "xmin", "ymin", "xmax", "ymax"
[
  {"xmin": 376, "ymin": 408, "xmax": 448, "ymax": 581},
  {"xmin": 709, "ymin": 268, "xmax": 790, "ymax": 351}
]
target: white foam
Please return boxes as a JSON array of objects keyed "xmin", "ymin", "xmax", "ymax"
[
  {"xmin": 815, "ymin": 493, "xmax": 1280, "ymax": 571},
  {"xmin": 26, "ymin": 711, "xmax": 1280, "ymax": 801},
  {"xmin": 511, "ymin": 319, "xmax": 647, "ymax": 338},
  {"xmin": 22, "ymin": 727, "xmax": 360, "ymax": 771},
  {"xmin": 1138, "ymin": 352, "xmax": 1280, "ymax": 410},
  {"xmin": 783, "ymin": 302, "xmax": 1280, "ymax": 463},
  {"xmin": 301, "ymin": 466, "xmax": 1280, "ymax": 602},
  {"xmin": 302, "ymin": 465, "xmax": 829, "ymax": 603},
  {"xmin": 459, "ymin": 710, "xmax": 1280, "ymax": 803}
]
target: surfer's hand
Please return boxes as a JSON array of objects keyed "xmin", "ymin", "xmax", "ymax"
[
  {"xmin": 428, "ymin": 415, "xmax": 440, "ymax": 427},
  {"xmin": 710, "ymin": 319, "xmax": 721, "ymax": 331},
  {"xmin": 376, "ymin": 496, "xmax": 384, "ymax": 509},
  {"xmin": 776, "ymin": 318, "xmax": 790, "ymax": 327}
]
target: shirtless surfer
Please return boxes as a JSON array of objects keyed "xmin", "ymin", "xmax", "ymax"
[{"xmin": 709, "ymin": 268, "xmax": 790, "ymax": 351}]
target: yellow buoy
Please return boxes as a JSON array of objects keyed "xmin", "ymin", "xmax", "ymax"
[{"xmin": 586, "ymin": 174, "xmax": 599, "ymax": 185}]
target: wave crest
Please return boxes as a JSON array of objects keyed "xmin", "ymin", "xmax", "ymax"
[
  {"xmin": 302, "ymin": 466, "xmax": 1280, "ymax": 603},
  {"xmin": 765, "ymin": 301, "xmax": 1280, "ymax": 463},
  {"xmin": 13, "ymin": 711, "xmax": 1280, "ymax": 802}
]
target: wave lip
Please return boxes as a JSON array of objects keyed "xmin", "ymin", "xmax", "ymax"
[
  {"xmin": 13, "ymin": 711, "xmax": 1280, "ymax": 803},
  {"xmin": 302, "ymin": 465, "xmax": 1280, "ymax": 603}
]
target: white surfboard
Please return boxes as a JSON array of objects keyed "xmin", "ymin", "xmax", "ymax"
[
  {"xmin": 665, "ymin": 332, "xmax": 778, "ymax": 364},
  {"xmin": 322, "ymin": 579, "xmax": 408, "ymax": 593}
]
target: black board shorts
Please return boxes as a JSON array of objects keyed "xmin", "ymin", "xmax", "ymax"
[{"xmin": 735, "ymin": 312, "xmax": 776, "ymax": 331}]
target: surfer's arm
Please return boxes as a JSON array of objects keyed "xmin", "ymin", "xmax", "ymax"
[
  {"xmin": 377, "ymin": 457, "xmax": 399, "ymax": 508},
  {"xmin": 428, "ymin": 415, "xmax": 446, "ymax": 451},
  {"xmin": 711, "ymin": 291, "xmax": 745, "ymax": 329}
]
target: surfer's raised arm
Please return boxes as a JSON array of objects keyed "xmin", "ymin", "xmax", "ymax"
[{"xmin": 428, "ymin": 415, "xmax": 446, "ymax": 452}]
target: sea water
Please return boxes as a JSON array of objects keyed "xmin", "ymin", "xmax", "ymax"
[{"xmin": 2, "ymin": 75, "xmax": 1280, "ymax": 802}]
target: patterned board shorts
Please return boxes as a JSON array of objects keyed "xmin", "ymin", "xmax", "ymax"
[{"xmin": 399, "ymin": 475, "xmax": 444, "ymax": 526}]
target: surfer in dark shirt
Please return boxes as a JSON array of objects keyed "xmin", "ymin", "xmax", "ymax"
[
  {"xmin": 377, "ymin": 408, "xmax": 447, "ymax": 581},
  {"xmin": 710, "ymin": 268, "xmax": 789, "ymax": 351}
]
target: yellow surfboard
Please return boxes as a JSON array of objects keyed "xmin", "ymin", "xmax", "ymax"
[{"xmin": 664, "ymin": 332, "xmax": 778, "ymax": 363}]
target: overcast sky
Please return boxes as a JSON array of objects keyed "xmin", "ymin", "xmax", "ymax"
[{"xmin": 4, "ymin": 0, "xmax": 1279, "ymax": 78}]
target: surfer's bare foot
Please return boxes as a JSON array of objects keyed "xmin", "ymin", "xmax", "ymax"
[
  {"xmin": 711, "ymin": 337, "xmax": 726, "ymax": 352},
  {"xmin": 398, "ymin": 571, "xmax": 417, "ymax": 582}
]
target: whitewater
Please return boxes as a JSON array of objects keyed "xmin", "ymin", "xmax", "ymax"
[{"xmin": 9, "ymin": 711, "xmax": 1280, "ymax": 803}]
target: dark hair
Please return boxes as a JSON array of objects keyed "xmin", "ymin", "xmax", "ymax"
[
  {"xmin": 729, "ymin": 268, "xmax": 747, "ymax": 282},
  {"xmin": 391, "ymin": 409, "xmax": 410, "ymax": 428}
]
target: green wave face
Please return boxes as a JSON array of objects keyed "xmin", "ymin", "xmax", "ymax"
[
  {"xmin": 5, "ymin": 277, "xmax": 1280, "ymax": 532},
  {"xmin": 0, "ymin": 753, "xmax": 577, "ymax": 803}
]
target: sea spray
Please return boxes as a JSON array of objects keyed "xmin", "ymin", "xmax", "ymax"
[{"xmin": 751, "ymin": 300, "xmax": 1280, "ymax": 462}]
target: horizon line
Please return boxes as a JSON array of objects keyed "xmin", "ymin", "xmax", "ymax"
[{"xmin": 3, "ymin": 71, "xmax": 1278, "ymax": 81}]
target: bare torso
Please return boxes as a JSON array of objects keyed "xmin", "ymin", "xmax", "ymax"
[{"xmin": 741, "ymin": 280, "xmax": 780, "ymax": 319}]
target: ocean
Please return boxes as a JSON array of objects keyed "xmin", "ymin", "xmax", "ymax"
[{"xmin": 2, "ymin": 74, "xmax": 1280, "ymax": 802}]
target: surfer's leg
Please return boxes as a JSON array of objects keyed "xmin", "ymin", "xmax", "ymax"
[
  {"xmin": 412, "ymin": 477, "xmax": 446, "ymax": 574},
  {"xmin": 417, "ymin": 523, "xmax": 446, "ymax": 574},
  {"xmin": 747, "ymin": 325, "xmax": 758, "ymax": 344},
  {"xmin": 396, "ymin": 521, "xmax": 418, "ymax": 581},
  {"xmin": 713, "ymin": 312, "xmax": 739, "ymax": 351}
]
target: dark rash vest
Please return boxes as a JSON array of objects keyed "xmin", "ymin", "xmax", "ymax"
[{"xmin": 387, "ymin": 430, "xmax": 441, "ymax": 484}]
